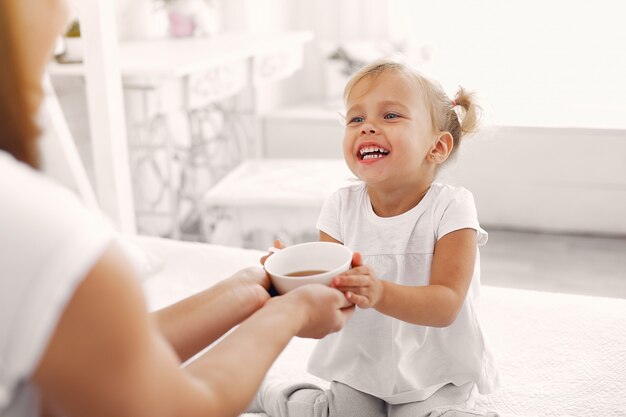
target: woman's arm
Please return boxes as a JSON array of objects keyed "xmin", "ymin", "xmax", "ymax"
[
  {"xmin": 153, "ymin": 267, "xmax": 271, "ymax": 362},
  {"xmin": 33, "ymin": 243, "xmax": 353, "ymax": 417},
  {"xmin": 184, "ymin": 284, "xmax": 352, "ymax": 413},
  {"xmin": 333, "ymin": 228, "xmax": 477, "ymax": 327}
]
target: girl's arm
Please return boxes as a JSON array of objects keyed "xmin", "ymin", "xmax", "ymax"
[
  {"xmin": 332, "ymin": 228, "xmax": 477, "ymax": 327},
  {"xmin": 152, "ymin": 267, "xmax": 271, "ymax": 362},
  {"xmin": 33, "ymin": 243, "xmax": 352, "ymax": 417},
  {"xmin": 320, "ymin": 230, "xmax": 342, "ymax": 244}
]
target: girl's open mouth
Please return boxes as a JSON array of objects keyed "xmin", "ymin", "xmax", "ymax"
[{"xmin": 358, "ymin": 146, "xmax": 390, "ymax": 160}]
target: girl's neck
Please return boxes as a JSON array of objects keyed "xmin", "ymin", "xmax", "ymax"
[{"xmin": 367, "ymin": 180, "xmax": 433, "ymax": 217}]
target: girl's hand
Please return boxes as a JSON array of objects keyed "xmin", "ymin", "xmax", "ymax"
[
  {"xmin": 260, "ymin": 239, "xmax": 285, "ymax": 265},
  {"xmin": 331, "ymin": 252, "xmax": 383, "ymax": 309},
  {"xmin": 259, "ymin": 239, "xmax": 286, "ymax": 297}
]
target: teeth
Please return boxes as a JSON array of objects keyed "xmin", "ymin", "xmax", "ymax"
[{"xmin": 359, "ymin": 146, "xmax": 389, "ymax": 156}]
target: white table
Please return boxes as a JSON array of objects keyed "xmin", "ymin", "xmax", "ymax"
[
  {"xmin": 202, "ymin": 158, "xmax": 355, "ymax": 249},
  {"xmin": 49, "ymin": 31, "xmax": 313, "ymax": 238}
]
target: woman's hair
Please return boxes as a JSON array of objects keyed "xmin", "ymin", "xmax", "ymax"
[
  {"xmin": 343, "ymin": 59, "xmax": 482, "ymax": 157},
  {"xmin": 0, "ymin": 2, "xmax": 41, "ymax": 168}
]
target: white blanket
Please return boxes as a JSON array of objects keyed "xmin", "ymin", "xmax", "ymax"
[{"xmin": 136, "ymin": 236, "xmax": 626, "ymax": 417}]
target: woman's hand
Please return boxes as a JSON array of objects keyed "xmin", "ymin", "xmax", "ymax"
[
  {"xmin": 154, "ymin": 266, "xmax": 272, "ymax": 361},
  {"xmin": 221, "ymin": 267, "xmax": 272, "ymax": 312},
  {"xmin": 275, "ymin": 284, "xmax": 355, "ymax": 339},
  {"xmin": 331, "ymin": 252, "xmax": 383, "ymax": 309}
]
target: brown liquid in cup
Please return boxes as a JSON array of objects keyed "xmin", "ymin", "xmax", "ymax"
[{"xmin": 285, "ymin": 270, "xmax": 328, "ymax": 277}]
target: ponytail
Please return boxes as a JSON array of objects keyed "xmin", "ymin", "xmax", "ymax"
[
  {"xmin": 446, "ymin": 87, "xmax": 482, "ymax": 153},
  {"xmin": 452, "ymin": 87, "xmax": 481, "ymax": 136}
]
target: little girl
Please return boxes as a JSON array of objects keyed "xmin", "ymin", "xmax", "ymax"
[{"xmin": 251, "ymin": 59, "xmax": 499, "ymax": 417}]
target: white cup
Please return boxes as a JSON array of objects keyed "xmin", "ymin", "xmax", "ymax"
[{"xmin": 264, "ymin": 242, "xmax": 353, "ymax": 294}]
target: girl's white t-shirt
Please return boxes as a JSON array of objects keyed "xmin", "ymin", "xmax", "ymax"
[
  {"xmin": 0, "ymin": 151, "xmax": 113, "ymax": 416},
  {"xmin": 308, "ymin": 182, "xmax": 498, "ymax": 404}
]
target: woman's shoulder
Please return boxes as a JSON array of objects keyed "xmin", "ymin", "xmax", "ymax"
[
  {"xmin": 0, "ymin": 152, "xmax": 115, "ymax": 399},
  {"xmin": 1, "ymin": 150, "xmax": 70, "ymax": 197},
  {"xmin": 0, "ymin": 150, "xmax": 112, "ymax": 249},
  {"xmin": 0, "ymin": 150, "xmax": 114, "ymax": 313},
  {"xmin": 0, "ymin": 151, "xmax": 87, "ymax": 221}
]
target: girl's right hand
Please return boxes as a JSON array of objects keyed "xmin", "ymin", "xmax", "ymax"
[{"xmin": 259, "ymin": 239, "xmax": 285, "ymax": 265}]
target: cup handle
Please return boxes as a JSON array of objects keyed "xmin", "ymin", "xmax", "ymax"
[
  {"xmin": 265, "ymin": 246, "xmax": 281, "ymax": 298},
  {"xmin": 267, "ymin": 246, "xmax": 283, "ymax": 254}
]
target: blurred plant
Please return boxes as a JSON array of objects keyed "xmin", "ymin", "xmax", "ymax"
[
  {"xmin": 156, "ymin": 0, "xmax": 220, "ymax": 38},
  {"xmin": 64, "ymin": 20, "xmax": 81, "ymax": 38},
  {"xmin": 328, "ymin": 48, "xmax": 365, "ymax": 77},
  {"xmin": 328, "ymin": 41, "xmax": 407, "ymax": 77},
  {"xmin": 56, "ymin": 19, "xmax": 83, "ymax": 64}
]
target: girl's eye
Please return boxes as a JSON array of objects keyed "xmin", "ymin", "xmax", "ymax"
[
  {"xmin": 349, "ymin": 116, "xmax": 364, "ymax": 124},
  {"xmin": 384, "ymin": 113, "xmax": 400, "ymax": 120}
]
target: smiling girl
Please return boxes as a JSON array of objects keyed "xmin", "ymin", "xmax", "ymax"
[{"xmin": 251, "ymin": 59, "xmax": 499, "ymax": 417}]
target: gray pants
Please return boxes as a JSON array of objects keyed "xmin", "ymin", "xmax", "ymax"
[{"xmin": 248, "ymin": 379, "xmax": 498, "ymax": 417}]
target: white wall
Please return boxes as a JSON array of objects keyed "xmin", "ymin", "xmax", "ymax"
[
  {"xmin": 262, "ymin": 1, "xmax": 626, "ymax": 236},
  {"xmin": 395, "ymin": 0, "xmax": 626, "ymax": 131},
  {"xmin": 262, "ymin": 110, "xmax": 626, "ymax": 236},
  {"xmin": 258, "ymin": 0, "xmax": 397, "ymax": 107},
  {"xmin": 55, "ymin": 1, "xmax": 626, "ymax": 236},
  {"xmin": 439, "ymin": 127, "xmax": 626, "ymax": 236}
]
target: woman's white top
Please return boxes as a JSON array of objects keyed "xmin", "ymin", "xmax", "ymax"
[
  {"xmin": 0, "ymin": 151, "xmax": 113, "ymax": 417},
  {"xmin": 308, "ymin": 182, "xmax": 498, "ymax": 404}
]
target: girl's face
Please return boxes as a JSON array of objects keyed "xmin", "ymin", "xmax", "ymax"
[
  {"xmin": 343, "ymin": 71, "xmax": 438, "ymax": 189},
  {"xmin": 12, "ymin": 0, "xmax": 70, "ymax": 110}
]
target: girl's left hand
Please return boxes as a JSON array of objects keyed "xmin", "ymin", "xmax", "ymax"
[
  {"xmin": 331, "ymin": 252, "xmax": 383, "ymax": 309},
  {"xmin": 260, "ymin": 239, "xmax": 284, "ymax": 266}
]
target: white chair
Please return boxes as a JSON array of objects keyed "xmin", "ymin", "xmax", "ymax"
[{"xmin": 201, "ymin": 158, "xmax": 356, "ymax": 249}]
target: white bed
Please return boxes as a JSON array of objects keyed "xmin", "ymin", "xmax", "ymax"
[{"xmin": 135, "ymin": 235, "xmax": 626, "ymax": 417}]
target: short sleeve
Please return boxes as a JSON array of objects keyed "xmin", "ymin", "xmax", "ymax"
[
  {"xmin": 0, "ymin": 153, "xmax": 113, "ymax": 410},
  {"xmin": 316, "ymin": 189, "xmax": 343, "ymax": 242},
  {"xmin": 436, "ymin": 187, "xmax": 488, "ymax": 246}
]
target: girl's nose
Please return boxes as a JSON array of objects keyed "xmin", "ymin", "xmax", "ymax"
[{"xmin": 361, "ymin": 123, "xmax": 377, "ymax": 135}]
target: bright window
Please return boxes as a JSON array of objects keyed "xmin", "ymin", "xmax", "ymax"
[{"xmin": 390, "ymin": 0, "xmax": 626, "ymax": 129}]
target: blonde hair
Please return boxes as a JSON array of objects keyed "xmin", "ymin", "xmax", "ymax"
[{"xmin": 343, "ymin": 59, "xmax": 481, "ymax": 157}]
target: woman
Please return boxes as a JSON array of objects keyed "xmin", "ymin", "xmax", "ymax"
[{"xmin": 0, "ymin": 1, "xmax": 354, "ymax": 416}]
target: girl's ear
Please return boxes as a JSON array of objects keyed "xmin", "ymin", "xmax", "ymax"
[{"xmin": 431, "ymin": 132, "xmax": 454, "ymax": 164}]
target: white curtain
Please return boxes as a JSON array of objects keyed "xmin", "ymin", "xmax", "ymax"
[
  {"xmin": 391, "ymin": 0, "xmax": 626, "ymax": 129},
  {"xmin": 284, "ymin": 0, "xmax": 626, "ymax": 128}
]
